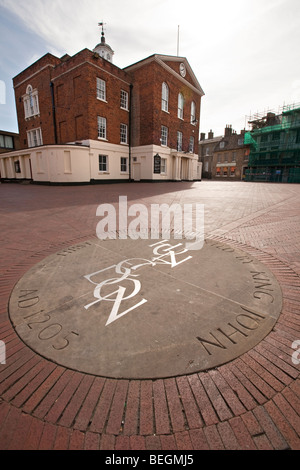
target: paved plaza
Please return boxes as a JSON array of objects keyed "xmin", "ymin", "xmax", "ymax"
[{"xmin": 0, "ymin": 180, "xmax": 299, "ymax": 450}]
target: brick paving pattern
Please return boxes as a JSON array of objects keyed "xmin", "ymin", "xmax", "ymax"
[{"xmin": 0, "ymin": 181, "xmax": 299, "ymax": 450}]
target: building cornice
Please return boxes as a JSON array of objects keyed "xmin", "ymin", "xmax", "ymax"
[
  {"xmin": 155, "ymin": 57, "xmax": 204, "ymax": 96},
  {"xmin": 50, "ymin": 59, "xmax": 131, "ymax": 86},
  {"xmin": 13, "ymin": 64, "xmax": 56, "ymax": 89},
  {"xmin": 14, "ymin": 54, "xmax": 132, "ymax": 90}
]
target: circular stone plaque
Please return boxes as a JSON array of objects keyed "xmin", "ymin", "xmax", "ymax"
[{"xmin": 9, "ymin": 238, "xmax": 282, "ymax": 379}]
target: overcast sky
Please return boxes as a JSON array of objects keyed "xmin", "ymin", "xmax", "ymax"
[{"xmin": 0, "ymin": 0, "xmax": 299, "ymax": 138}]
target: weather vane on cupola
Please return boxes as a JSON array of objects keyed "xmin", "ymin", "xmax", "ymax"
[
  {"xmin": 98, "ymin": 21, "xmax": 106, "ymax": 38},
  {"xmin": 93, "ymin": 21, "xmax": 114, "ymax": 63}
]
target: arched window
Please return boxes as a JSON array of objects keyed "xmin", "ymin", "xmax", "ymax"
[
  {"xmin": 23, "ymin": 84, "xmax": 39, "ymax": 119},
  {"xmin": 178, "ymin": 93, "xmax": 184, "ymax": 119},
  {"xmin": 191, "ymin": 101, "xmax": 196, "ymax": 124},
  {"xmin": 162, "ymin": 82, "xmax": 169, "ymax": 112}
]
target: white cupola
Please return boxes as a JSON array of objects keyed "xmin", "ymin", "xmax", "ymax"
[{"xmin": 93, "ymin": 22, "xmax": 114, "ymax": 63}]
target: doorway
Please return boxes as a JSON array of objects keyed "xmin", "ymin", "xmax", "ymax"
[{"xmin": 132, "ymin": 163, "xmax": 141, "ymax": 181}]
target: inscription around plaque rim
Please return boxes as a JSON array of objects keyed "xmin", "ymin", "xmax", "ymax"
[{"xmin": 8, "ymin": 238, "xmax": 282, "ymax": 379}]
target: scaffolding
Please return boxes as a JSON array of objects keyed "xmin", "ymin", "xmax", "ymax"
[
  {"xmin": 244, "ymin": 104, "xmax": 300, "ymax": 183},
  {"xmin": 246, "ymin": 102, "xmax": 300, "ymax": 129}
]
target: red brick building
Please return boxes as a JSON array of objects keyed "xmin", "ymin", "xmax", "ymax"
[
  {"xmin": 13, "ymin": 46, "xmax": 131, "ymax": 149},
  {"xmin": 199, "ymin": 126, "xmax": 250, "ymax": 180},
  {"xmin": 0, "ymin": 130, "xmax": 20, "ymax": 154},
  {"xmin": 0, "ymin": 32, "xmax": 204, "ymax": 184}
]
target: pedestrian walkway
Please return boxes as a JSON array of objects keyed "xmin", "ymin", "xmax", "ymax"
[{"xmin": 0, "ymin": 181, "xmax": 299, "ymax": 450}]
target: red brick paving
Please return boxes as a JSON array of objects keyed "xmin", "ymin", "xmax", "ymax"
[{"xmin": 0, "ymin": 181, "xmax": 299, "ymax": 450}]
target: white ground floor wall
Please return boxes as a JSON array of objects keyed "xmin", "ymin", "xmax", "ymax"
[{"xmin": 0, "ymin": 140, "xmax": 202, "ymax": 184}]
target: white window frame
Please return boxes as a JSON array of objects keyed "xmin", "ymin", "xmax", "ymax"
[
  {"xmin": 97, "ymin": 78, "xmax": 106, "ymax": 101},
  {"xmin": 27, "ymin": 128, "xmax": 43, "ymax": 148},
  {"xmin": 161, "ymin": 125, "xmax": 168, "ymax": 146},
  {"xmin": 14, "ymin": 160, "xmax": 21, "ymax": 174},
  {"xmin": 97, "ymin": 116, "xmax": 107, "ymax": 140},
  {"xmin": 189, "ymin": 136, "xmax": 194, "ymax": 153},
  {"xmin": 120, "ymin": 123, "xmax": 128, "ymax": 144},
  {"xmin": 99, "ymin": 154, "xmax": 108, "ymax": 172},
  {"xmin": 120, "ymin": 157, "xmax": 128, "ymax": 173},
  {"xmin": 178, "ymin": 93, "xmax": 184, "ymax": 119},
  {"xmin": 23, "ymin": 85, "xmax": 40, "ymax": 119},
  {"xmin": 120, "ymin": 90, "xmax": 128, "ymax": 110},
  {"xmin": 161, "ymin": 158, "xmax": 167, "ymax": 174},
  {"xmin": 177, "ymin": 131, "xmax": 183, "ymax": 151},
  {"xmin": 190, "ymin": 101, "xmax": 196, "ymax": 124},
  {"xmin": 162, "ymin": 82, "xmax": 169, "ymax": 112}
]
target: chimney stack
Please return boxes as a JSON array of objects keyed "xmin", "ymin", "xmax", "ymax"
[
  {"xmin": 208, "ymin": 130, "xmax": 214, "ymax": 139},
  {"xmin": 200, "ymin": 133, "xmax": 206, "ymax": 141},
  {"xmin": 224, "ymin": 125, "xmax": 233, "ymax": 137}
]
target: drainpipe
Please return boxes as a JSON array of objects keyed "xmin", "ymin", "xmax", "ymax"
[
  {"xmin": 129, "ymin": 84, "xmax": 133, "ymax": 181},
  {"xmin": 50, "ymin": 81, "xmax": 58, "ymax": 144}
]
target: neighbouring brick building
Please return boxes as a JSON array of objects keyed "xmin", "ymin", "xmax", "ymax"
[
  {"xmin": 199, "ymin": 125, "xmax": 250, "ymax": 180},
  {"xmin": 198, "ymin": 130, "xmax": 222, "ymax": 179},
  {"xmin": 0, "ymin": 130, "xmax": 20, "ymax": 154},
  {"xmin": 0, "ymin": 29, "xmax": 204, "ymax": 184}
]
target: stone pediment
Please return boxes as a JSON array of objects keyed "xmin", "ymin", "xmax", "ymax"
[
  {"xmin": 156, "ymin": 55, "xmax": 204, "ymax": 96},
  {"xmin": 124, "ymin": 54, "xmax": 204, "ymax": 97}
]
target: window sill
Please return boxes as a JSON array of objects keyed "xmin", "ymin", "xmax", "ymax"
[
  {"xmin": 98, "ymin": 137, "xmax": 108, "ymax": 141},
  {"xmin": 25, "ymin": 114, "xmax": 40, "ymax": 121},
  {"xmin": 97, "ymin": 98, "xmax": 108, "ymax": 103},
  {"xmin": 120, "ymin": 142, "xmax": 129, "ymax": 145},
  {"xmin": 120, "ymin": 107, "xmax": 129, "ymax": 112},
  {"xmin": 98, "ymin": 171, "xmax": 109, "ymax": 175}
]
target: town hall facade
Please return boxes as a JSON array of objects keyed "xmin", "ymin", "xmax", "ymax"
[{"xmin": 0, "ymin": 30, "xmax": 204, "ymax": 184}]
